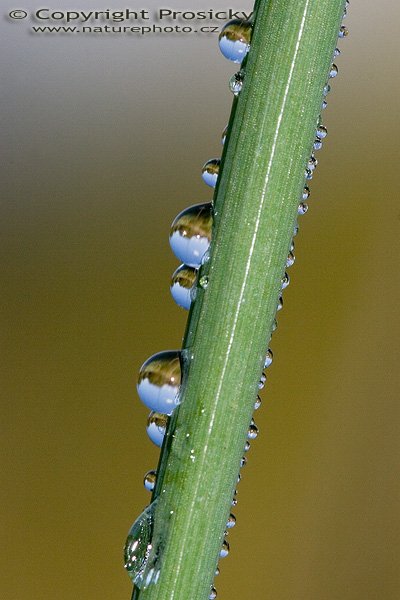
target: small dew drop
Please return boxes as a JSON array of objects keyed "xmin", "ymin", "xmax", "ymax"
[
  {"xmin": 338, "ymin": 25, "xmax": 349, "ymax": 38},
  {"xmin": 316, "ymin": 125, "xmax": 328, "ymax": 139},
  {"xmin": 247, "ymin": 419, "xmax": 259, "ymax": 440},
  {"xmin": 298, "ymin": 202, "xmax": 309, "ymax": 215},
  {"xmin": 143, "ymin": 470, "xmax": 157, "ymax": 492},
  {"xmin": 264, "ymin": 348, "xmax": 273, "ymax": 368},
  {"xmin": 308, "ymin": 155, "xmax": 318, "ymax": 171},
  {"xmin": 281, "ymin": 272, "xmax": 290, "ymax": 289},
  {"xmin": 334, "ymin": 47, "xmax": 341, "ymax": 57},
  {"xmin": 258, "ymin": 372, "xmax": 266, "ymax": 389},
  {"xmin": 220, "ymin": 540, "xmax": 230, "ymax": 558},
  {"xmin": 215, "ymin": 567, "xmax": 220, "ymax": 576},
  {"xmin": 314, "ymin": 138, "xmax": 323, "ymax": 151},
  {"xmin": 221, "ymin": 124, "xmax": 228, "ymax": 145},
  {"xmin": 321, "ymin": 99, "xmax": 328, "ymax": 110},
  {"xmin": 323, "ymin": 84, "xmax": 331, "ymax": 97},
  {"xmin": 229, "ymin": 70, "xmax": 245, "ymax": 95},
  {"xmin": 329, "ymin": 63, "xmax": 338, "ymax": 78},
  {"xmin": 254, "ymin": 395, "xmax": 262, "ymax": 410},
  {"xmin": 209, "ymin": 586, "xmax": 218, "ymax": 599},
  {"xmin": 244, "ymin": 441, "xmax": 251, "ymax": 452},
  {"xmin": 124, "ymin": 501, "xmax": 157, "ymax": 587},
  {"xmin": 218, "ymin": 19, "xmax": 252, "ymax": 63},
  {"xmin": 227, "ymin": 513, "xmax": 236, "ymax": 529},
  {"xmin": 303, "ymin": 186, "xmax": 310, "ymax": 200},
  {"xmin": 293, "ymin": 222, "xmax": 299, "ymax": 236},
  {"xmin": 286, "ymin": 252, "xmax": 295, "ymax": 268},
  {"xmin": 277, "ymin": 296, "xmax": 283, "ymax": 311},
  {"xmin": 170, "ymin": 264, "xmax": 197, "ymax": 311},
  {"xmin": 305, "ymin": 168, "xmax": 313, "ymax": 181},
  {"xmin": 146, "ymin": 412, "xmax": 167, "ymax": 447},
  {"xmin": 202, "ymin": 159, "xmax": 220, "ymax": 188},
  {"xmin": 272, "ymin": 318, "xmax": 278, "ymax": 332},
  {"xmin": 241, "ymin": 454, "xmax": 248, "ymax": 466}
]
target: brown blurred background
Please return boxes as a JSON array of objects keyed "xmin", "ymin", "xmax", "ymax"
[{"xmin": 1, "ymin": 1, "xmax": 399, "ymax": 598}]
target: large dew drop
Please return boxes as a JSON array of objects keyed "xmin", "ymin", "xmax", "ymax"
[
  {"xmin": 170, "ymin": 203, "xmax": 213, "ymax": 268},
  {"xmin": 218, "ymin": 19, "xmax": 252, "ymax": 63},
  {"xmin": 170, "ymin": 264, "xmax": 197, "ymax": 310},
  {"xmin": 124, "ymin": 501, "xmax": 159, "ymax": 588},
  {"xmin": 137, "ymin": 351, "xmax": 182, "ymax": 415}
]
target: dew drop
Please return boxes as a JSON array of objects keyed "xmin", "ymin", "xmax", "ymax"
[
  {"xmin": 272, "ymin": 318, "xmax": 278, "ymax": 332},
  {"xmin": 202, "ymin": 159, "xmax": 220, "ymax": 188},
  {"xmin": 334, "ymin": 47, "xmax": 341, "ymax": 57},
  {"xmin": 313, "ymin": 138, "xmax": 323, "ymax": 151},
  {"xmin": 146, "ymin": 411, "xmax": 168, "ymax": 447},
  {"xmin": 227, "ymin": 513, "xmax": 236, "ymax": 528},
  {"xmin": 218, "ymin": 19, "xmax": 252, "ymax": 63},
  {"xmin": 170, "ymin": 264, "xmax": 197, "ymax": 310},
  {"xmin": 338, "ymin": 25, "xmax": 349, "ymax": 38},
  {"xmin": 281, "ymin": 272, "xmax": 290, "ymax": 289},
  {"xmin": 286, "ymin": 252, "xmax": 295, "ymax": 268},
  {"xmin": 277, "ymin": 296, "xmax": 283, "ymax": 311},
  {"xmin": 323, "ymin": 84, "xmax": 331, "ymax": 97},
  {"xmin": 199, "ymin": 275, "xmax": 209, "ymax": 289},
  {"xmin": 247, "ymin": 419, "xmax": 258, "ymax": 439},
  {"xmin": 143, "ymin": 470, "xmax": 157, "ymax": 492},
  {"xmin": 244, "ymin": 441, "xmax": 251, "ymax": 452},
  {"xmin": 303, "ymin": 186, "xmax": 310, "ymax": 200},
  {"xmin": 170, "ymin": 202, "xmax": 213, "ymax": 268},
  {"xmin": 215, "ymin": 567, "xmax": 220, "ymax": 576},
  {"xmin": 220, "ymin": 540, "xmax": 230, "ymax": 558},
  {"xmin": 137, "ymin": 351, "xmax": 182, "ymax": 415},
  {"xmin": 298, "ymin": 202, "xmax": 309, "ymax": 215},
  {"xmin": 321, "ymin": 99, "xmax": 328, "ymax": 110},
  {"xmin": 229, "ymin": 70, "xmax": 245, "ymax": 95},
  {"xmin": 316, "ymin": 125, "xmax": 328, "ymax": 139},
  {"xmin": 221, "ymin": 124, "xmax": 228, "ymax": 145},
  {"xmin": 308, "ymin": 155, "xmax": 318, "ymax": 171},
  {"xmin": 209, "ymin": 587, "xmax": 218, "ymax": 599},
  {"xmin": 329, "ymin": 63, "xmax": 338, "ymax": 78},
  {"xmin": 305, "ymin": 168, "xmax": 313, "ymax": 181},
  {"xmin": 254, "ymin": 395, "xmax": 262, "ymax": 410},
  {"xmin": 293, "ymin": 222, "xmax": 299, "ymax": 236},
  {"xmin": 241, "ymin": 453, "xmax": 248, "ymax": 466},
  {"xmin": 264, "ymin": 348, "xmax": 273, "ymax": 368},
  {"xmin": 124, "ymin": 501, "xmax": 157, "ymax": 587},
  {"xmin": 258, "ymin": 372, "xmax": 266, "ymax": 389}
]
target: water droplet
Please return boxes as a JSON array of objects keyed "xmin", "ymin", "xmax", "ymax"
[
  {"xmin": 281, "ymin": 272, "xmax": 290, "ymax": 289},
  {"xmin": 321, "ymin": 99, "xmax": 328, "ymax": 110},
  {"xmin": 323, "ymin": 84, "xmax": 331, "ymax": 97},
  {"xmin": 338, "ymin": 25, "xmax": 349, "ymax": 38},
  {"xmin": 313, "ymin": 138, "xmax": 323, "ymax": 151},
  {"xmin": 305, "ymin": 168, "xmax": 313, "ymax": 181},
  {"xmin": 124, "ymin": 501, "xmax": 157, "ymax": 586},
  {"xmin": 146, "ymin": 412, "xmax": 167, "ymax": 447},
  {"xmin": 308, "ymin": 155, "xmax": 318, "ymax": 171},
  {"xmin": 277, "ymin": 296, "xmax": 283, "ymax": 311},
  {"xmin": 293, "ymin": 222, "xmax": 299, "ymax": 236},
  {"xmin": 219, "ymin": 19, "xmax": 252, "ymax": 63},
  {"xmin": 221, "ymin": 124, "xmax": 228, "ymax": 145},
  {"xmin": 334, "ymin": 47, "xmax": 341, "ymax": 57},
  {"xmin": 272, "ymin": 318, "xmax": 278, "ymax": 332},
  {"xmin": 258, "ymin": 372, "xmax": 266, "ymax": 389},
  {"xmin": 244, "ymin": 440, "xmax": 250, "ymax": 452},
  {"xmin": 137, "ymin": 351, "xmax": 182, "ymax": 415},
  {"xmin": 209, "ymin": 587, "xmax": 218, "ymax": 599},
  {"xmin": 170, "ymin": 264, "xmax": 197, "ymax": 310},
  {"xmin": 303, "ymin": 186, "xmax": 310, "ymax": 200},
  {"xmin": 254, "ymin": 395, "xmax": 262, "ymax": 410},
  {"xmin": 247, "ymin": 419, "xmax": 258, "ymax": 439},
  {"xmin": 264, "ymin": 348, "xmax": 273, "ymax": 368},
  {"xmin": 170, "ymin": 202, "xmax": 213, "ymax": 268},
  {"xmin": 316, "ymin": 125, "xmax": 328, "ymax": 139},
  {"xmin": 298, "ymin": 202, "xmax": 309, "ymax": 215},
  {"xmin": 286, "ymin": 251, "xmax": 295, "ymax": 267},
  {"xmin": 215, "ymin": 567, "xmax": 220, "ymax": 576},
  {"xmin": 227, "ymin": 513, "xmax": 236, "ymax": 528},
  {"xmin": 199, "ymin": 275, "xmax": 209, "ymax": 289},
  {"xmin": 229, "ymin": 70, "xmax": 245, "ymax": 95},
  {"xmin": 329, "ymin": 63, "xmax": 338, "ymax": 78},
  {"xmin": 202, "ymin": 158, "xmax": 220, "ymax": 188},
  {"xmin": 143, "ymin": 470, "xmax": 157, "ymax": 492},
  {"xmin": 220, "ymin": 540, "xmax": 230, "ymax": 558},
  {"xmin": 241, "ymin": 453, "xmax": 248, "ymax": 466}
]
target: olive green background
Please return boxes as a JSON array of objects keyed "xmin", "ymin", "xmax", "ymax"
[{"xmin": 1, "ymin": 1, "xmax": 399, "ymax": 598}]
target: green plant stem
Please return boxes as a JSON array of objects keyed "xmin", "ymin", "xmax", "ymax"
[{"xmin": 133, "ymin": 0, "xmax": 346, "ymax": 598}]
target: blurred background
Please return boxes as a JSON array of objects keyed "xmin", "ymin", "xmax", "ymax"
[{"xmin": 1, "ymin": 0, "xmax": 399, "ymax": 598}]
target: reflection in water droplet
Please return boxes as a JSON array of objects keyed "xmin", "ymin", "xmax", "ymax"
[
  {"xmin": 221, "ymin": 124, "xmax": 228, "ymax": 145},
  {"xmin": 220, "ymin": 540, "xmax": 230, "ymax": 558},
  {"xmin": 281, "ymin": 272, "xmax": 290, "ymax": 289},
  {"xmin": 286, "ymin": 252, "xmax": 295, "ymax": 268},
  {"xmin": 146, "ymin": 412, "xmax": 168, "ymax": 447},
  {"xmin": 334, "ymin": 47, "xmax": 341, "ymax": 57},
  {"xmin": 124, "ymin": 501, "xmax": 158, "ymax": 587},
  {"xmin": 338, "ymin": 25, "xmax": 349, "ymax": 38},
  {"xmin": 209, "ymin": 586, "xmax": 218, "ymax": 599},
  {"xmin": 254, "ymin": 396, "xmax": 261, "ymax": 410},
  {"xmin": 258, "ymin": 372, "xmax": 266, "ymax": 389},
  {"xmin": 305, "ymin": 168, "xmax": 313, "ymax": 181},
  {"xmin": 314, "ymin": 138, "xmax": 323, "ymax": 151},
  {"xmin": 219, "ymin": 19, "xmax": 252, "ymax": 63},
  {"xmin": 227, "ymin": 513, "xmax": 236, "ymax": 528},
  {"xmin": 247, "ymin": 419, "xmax": 258, "ymax": 439},
  {"xmin": 316, "ymin": 125, "xmax": 328, "ymax": 139},
  {"xmin": 229, "ymin": 70, "xmax": 245, "ymax": 95},
  {"xmin": 264, "ymin": 348, "xmax": 273, "ymax": 368},
  {"xmin": 322, "ymin": 99, "xmax": 328, "ymax": 110},
  {"xmin": 244, "ymin": 441, "xmax": 250, "ymax": 452},
  {"xmin": 138, "ymin": 351, "xmax": 182, "ymax": 415},
  {"xmin": 144, "ymin": 470, "xmax": 157, "ymax": 492},
  {"xmin": 202, "ymin": 158, "xmax": 220, "ymax": 188},
  {"xmin": 241, "ymin": 454, "xmax": 248, "ymax": 466},
  {"xmin": 303, "ymin": 186, "xmax": 310, "ymax": 200},
  {"xmin": 170, "ymin": 264, "xmax": 197, "ymax": 310},
  {"xmin": 308, "ymin": 155, "xmax": 318, "ymax": 171},
  {"xmin": 323, "ymin": 84, "xmax": 331, "ymax": 97},
  {"xmin": 298, "ymin": 202, "xmax": 309, "ymax": 215},
  {"xmin": 199, "ymin": 275, "xmax": 209, "ymax": 289},
  {"xmin": 170, "ymin": 202, "xmax": 213, "ymax": 268},
  {"xmin": 329, "ymin": 63, "xmax": 338, "ymax": 78}
]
